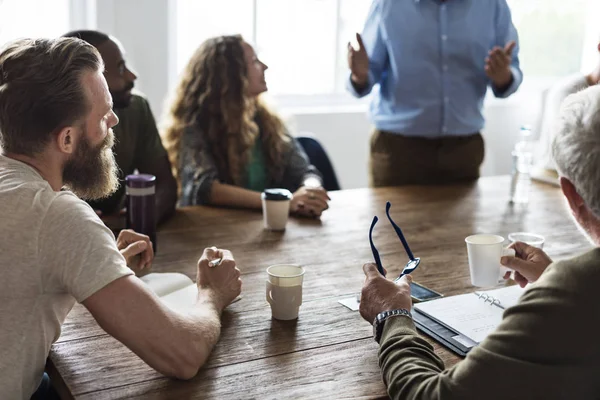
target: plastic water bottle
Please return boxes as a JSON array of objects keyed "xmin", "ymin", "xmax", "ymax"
[{"xmin": 509, "ymin": 126, "xmax": 534, "ymax": 204}]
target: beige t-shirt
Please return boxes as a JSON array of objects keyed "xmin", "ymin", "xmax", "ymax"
[{"xmin": 0, "ymin": 155, "xmax": 133, "ymax": 399}]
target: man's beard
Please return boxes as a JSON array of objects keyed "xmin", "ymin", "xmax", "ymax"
[
  {"xmin": 110, "ymin": 82, "xmax": 134, "ymax": 109},
  {"xmin": 62, "ymin": 129, "xmax": 119, "ymax": 201}
]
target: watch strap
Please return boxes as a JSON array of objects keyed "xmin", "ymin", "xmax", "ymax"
[{"xmin": 373, "ymin": 309, "xmax": 412, "ymax": 343}]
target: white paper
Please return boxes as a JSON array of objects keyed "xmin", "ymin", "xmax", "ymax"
[
  {"xmin": 142, "ymin": 272, "xmax": 242, "ymax": 311},
  {"xmin": 338, "ymin": 297, "xmax": 360, "ymax": 311},
  {"xmin": 140, "ymin": 272, "xmax": 194, "ymax": 297},
  {"xmin": 414, "ymin": 285, "xmax": 526, "ymax": 343}
]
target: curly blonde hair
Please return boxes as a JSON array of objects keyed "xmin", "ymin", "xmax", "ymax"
[{"xmin": 162, "ymin": 35, "xmax": 289, "ymax": 189}]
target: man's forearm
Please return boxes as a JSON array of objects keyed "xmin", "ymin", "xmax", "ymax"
[{"xmin": 378, "ymin": 318, "xmax": 446, "ymax": 400}]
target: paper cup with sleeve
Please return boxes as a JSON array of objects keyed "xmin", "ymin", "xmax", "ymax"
[
  {"xmin": 266, "ymin": 265, "xmax": 305, "ymax": 320},
  {"xmin": 261, "ymin": 188, "xmax": 292, "ymax": 231}
]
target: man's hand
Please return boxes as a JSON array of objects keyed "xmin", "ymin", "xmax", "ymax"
[
  {"xmin": 485, "ymin": 40, "xmax": 516, "ymax": 90},
  {"xmin": 501, "ymin": 241, "xmax": 553, "ymax": 287},
  {"xmin": 117, "ymin": 229, "xmax": 154, "ymax": 271},
  {"xmin": 291, "ymin": 186, "xmax": 330, "ymax": 218},
  {"xmin": 359, "ymin": 263, "xmax": 413, "ymax": 324},
  {"xmin": 347, "ymin": 33, "xmax": 369, "ymax": 89},
  {"xmin": 196, "ymin": 247, "xmax": 242, "ymax": 313}
]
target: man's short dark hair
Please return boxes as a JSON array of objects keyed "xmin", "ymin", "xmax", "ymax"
[
  {"xmin": 63, "ymin": 30, "xmax": 111, "ymax": 48},
  {"xmin": 0, "ymin": 37, "xmax": 103, "ymax": 155}
]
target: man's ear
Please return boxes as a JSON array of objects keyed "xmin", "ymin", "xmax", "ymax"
[
  {"xmin": 55, "ymin": 126, "xmax": 77, "ymax": 155},
  {"xmin": 560, "ymin": 176, "xmax": 586, "ymax": 216}
]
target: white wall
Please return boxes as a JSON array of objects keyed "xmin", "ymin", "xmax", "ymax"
[{"xmin": 90, "ymin": 0, "xmax": 546, "ymax": 190}]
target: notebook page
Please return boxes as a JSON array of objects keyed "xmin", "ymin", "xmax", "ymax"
[
  {"xmin": 140, "ymin": 272, "xmax": 194, "ymax": 297},
  {"xmin": 476, "ymin": 285, "xmax": 526, "ymax": 310},
  {"xmin": 414, "ymin": 293, "xmax": 505, "ymax": 343},
  {"xmin": 161, "ymin": 284, "xmax": 198, "ymax": 311}
]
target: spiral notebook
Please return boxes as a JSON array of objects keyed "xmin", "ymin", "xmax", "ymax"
[{"xmin": 412, "ymin": 285, "xmax": 525, "ymax": 355}]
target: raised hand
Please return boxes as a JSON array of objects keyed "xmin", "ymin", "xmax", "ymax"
[
  {"xmin": 485, "ymin": 40, "xmax": 516, "ymax": 90},
  {"xmin": 347, "ymin": 33, "xmax": 369, "ymax": 88}
]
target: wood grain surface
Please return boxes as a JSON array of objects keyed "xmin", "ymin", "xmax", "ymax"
[{"xmin": 48, "ymin": 177, "xmax": 591, "ymax": 399}]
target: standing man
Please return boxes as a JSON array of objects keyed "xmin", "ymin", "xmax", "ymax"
[
  {"xmin": 347, "ymin": 0, "xmax": 523, "ymax": 186},
  {"xmin": 63, "ymin": 30, "xmax": 177, "ymax": 224}
]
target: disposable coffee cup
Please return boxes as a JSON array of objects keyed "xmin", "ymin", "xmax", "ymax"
[
  {"xmin": 508, "ymin": 232, "xmax": 545, "ymax": 249},
  {"xmin": 261, "ymin": 188, "xmax": 292, "ymax": 231},
  {"xmin": 266, "ymin": 265, "xmax": 305, "ymax": 320},
  {"xmin": 465, "ymin": 234, "xmax": 515, "ymax": 287}
]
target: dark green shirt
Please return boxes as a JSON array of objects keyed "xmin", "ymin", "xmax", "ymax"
[
  {"xmin": 88, "ymin": 94, "xmax": 168, "ymax": 214},
  {"xmin": 244, "ymin": 137, "xmax": 268, "ymax": 192}
]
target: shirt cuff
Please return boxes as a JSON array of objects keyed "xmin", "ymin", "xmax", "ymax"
[
  {"xmin": 346, "ymin": 72, "xmax": 374, "ymax": 98},
  {"xmin": 492, "ymin": 66, "xmax": 522, "ymax": 98},
  {"xmin": 379, "ymin": 314, "xmax": 418, "ymax": 346}
]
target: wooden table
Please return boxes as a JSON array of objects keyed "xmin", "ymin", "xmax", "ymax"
[{"xmin": 48, "ymin": 176, "xmax": 591, "ymax": 399}]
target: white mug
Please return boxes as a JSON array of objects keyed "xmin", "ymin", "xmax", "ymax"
[
  {"xmin": 465, "ymin": 234, "xmax": 515, "ymax": 287},
  {"xmin": 266, "ymin": 265, "xmax": 305, "ymax": 320}
]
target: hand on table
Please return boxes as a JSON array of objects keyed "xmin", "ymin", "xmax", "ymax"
[
  {"xmin": 485, "ymin": 40, "xmax": 516, "ymax": 90},
  {"xmin": 117, "ymin": 229, "xmax": 154, "ymax": 272},
  {"xmin": 291, "ymin": 186, "xmax": 330, "ymax": 218},
  {"xmin": 196, "ymin": 247, "xmax": 242, "ymax": 313},
  {"xmin": 501, "ymin": 241, "xmax": 553, "ymax": 287},
  {"xmin": 359, "ymin": 263, "xmax": 412, "ymax": 324},
  {"xmin": 347, "ymin": 33, "xmax": 369, "ymax": 89}
]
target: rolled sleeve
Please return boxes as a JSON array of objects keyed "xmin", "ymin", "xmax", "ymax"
[
  {"xmin": 178, "ymin": 126, "xmax": 220, "ymax": 206},
  {"xmin": 491, "ymin": 0, "xmax": 523, "ymax": 98},
  {"xmin": 346, "ymin": 0, "xmax": 387, "ymax": 98}
]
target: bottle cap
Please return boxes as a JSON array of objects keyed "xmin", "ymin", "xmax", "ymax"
[
  {"xmin": 126, "ymin": 174, "xmax": 156, "ymax": 188},
  {"xmin": 261, "ymin": 188, "xmax": 293, "ymax": 201}
]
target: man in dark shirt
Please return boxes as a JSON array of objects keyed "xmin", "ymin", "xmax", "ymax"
[{"xmin": 63, "ymin": 30, "xmax": 177, "ymax": 224}]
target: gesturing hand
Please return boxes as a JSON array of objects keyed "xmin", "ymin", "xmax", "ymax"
[
  {"xmin": 485, "ymin": 40, "xmax": 516, "ymax": 90},
  {"xmin": 117, "ymin": 229, "xmax": 154, "ymax": 271},
  {"xmin": 347, "ymin": 33, "xmax": 369, "ymax": 88},
  {"xmin": 501, "ymin": 241, "xmax": 553, "ymax": 287}
]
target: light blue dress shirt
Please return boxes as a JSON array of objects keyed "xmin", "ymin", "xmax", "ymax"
[{"xmin": 347, "ymin": 0, "xmax": 523, "ymax": 137}]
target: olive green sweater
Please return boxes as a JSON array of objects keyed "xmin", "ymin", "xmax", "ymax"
[{"xmin": 379, "ymin": 248, "xmax": 600, "ymax": 400}]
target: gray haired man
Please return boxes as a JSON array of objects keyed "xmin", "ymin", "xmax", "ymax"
[{"xmin": 358, "ymin": 85, "xmax": 600, "ymax": 399}]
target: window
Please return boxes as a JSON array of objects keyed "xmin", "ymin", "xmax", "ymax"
[
  {"xmin": 175, "ymin": 0, "xmax": 371, "ymax": 98},
  {"xmin": 0, "ymin": 0, "xmax": 70, "ymax": 45},
  {"xmin": 507, "ymin": 0, "xmax": 600, "ymax": 78}
]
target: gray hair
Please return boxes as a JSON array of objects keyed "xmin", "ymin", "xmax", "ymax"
[{"xmin": 552, "ymin": 85, "xmax": 600, "ymax": 218}]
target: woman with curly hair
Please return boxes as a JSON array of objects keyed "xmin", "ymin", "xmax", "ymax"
[{"xmin": 162, "ymin": 35, "xmax": 330, "ymax": 217}]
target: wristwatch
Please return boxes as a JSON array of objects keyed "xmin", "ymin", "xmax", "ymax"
[{"xmin": 373, "ymin": 309, "xmax": 412, "ymax": 343}]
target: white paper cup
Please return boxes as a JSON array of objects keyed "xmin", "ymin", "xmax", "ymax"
[
  {"xmin": 465, "ymin": 234, "xmax": 515, "ymax": 287},
  {"xmin": 266, "ymin": 265, "xmax": 305, "ymax": 320},
  {"xmin": 508, "ymin": 232, "xmax": 545, "ymax": 249},
  {"xmin": 261, "ymin": 189, "xmax": 292, "ymax": 231}
]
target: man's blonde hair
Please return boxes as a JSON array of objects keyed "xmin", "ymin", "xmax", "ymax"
[{"xmin": 0, "ymin": 37, "xmax": 102, "ymax": 155}]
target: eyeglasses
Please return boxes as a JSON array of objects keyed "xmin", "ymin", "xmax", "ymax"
[{"xmin": 369, "ymin": 202, "xmax": 420, "ymax": 281}]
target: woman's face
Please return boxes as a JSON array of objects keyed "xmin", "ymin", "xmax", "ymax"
[{"xmin": 242, "ymin": 41, "xmax": 268, "ymax": 97}]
